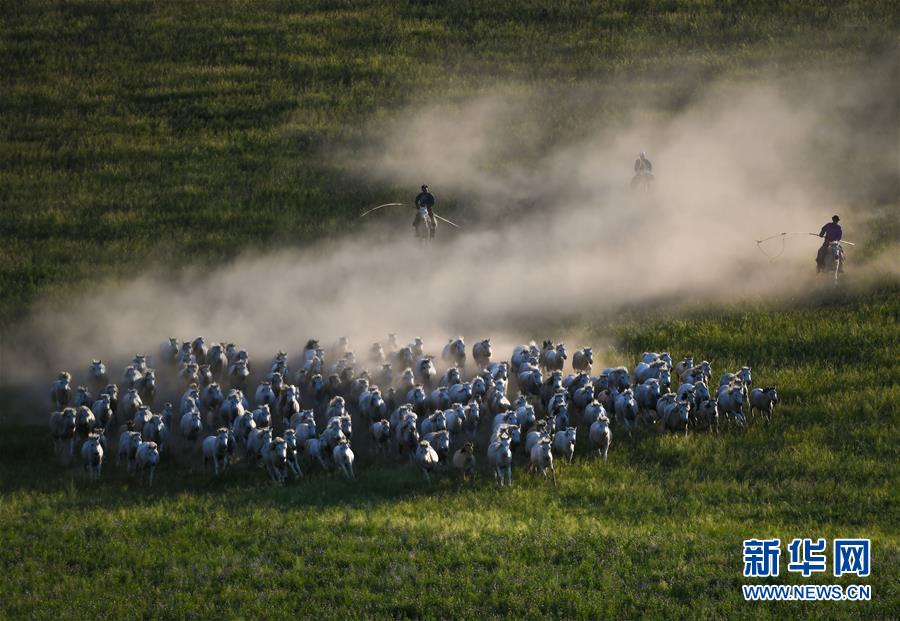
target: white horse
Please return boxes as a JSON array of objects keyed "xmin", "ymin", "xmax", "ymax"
[
  {"xmin": 293, "ymin": 410, "xmax": 317, "ymax": 443},
  {"xmin": 572, "ymin": 347, "xmax": 593, "ymax": 373},
  {"xmin": 135, "ymin": 442, "xmax": 160, "ymax": 486},
  {"xmin": 51, "ymin": 372, "xmax": 72, "ymax": 409},
  {"xmin": 673, "ymin": 356, "xmax": 695, "ymax": 379},
  {"xmin": 605, "ymin": 367, "xmax": 631, "ymax": 392},
  {"xmin": 444, "ymin": 403, "xmax": 466, "ymax": 437},
  {"xmin": 749, "ymin": 386, "xmax": 778, "ymax": 423},
  {"xmin": 117, "ymin": 429, "xmax": 142, "ymax": 472},
  {"xmin": 573, "ymin": 383, "xmax": 595, "ymax": 411},
  {"xmin": 529, "ymin": 439, "xmax": 556, "ymax": 485},
  {"xmin": 142, "ymin": 414, "xmax": 168, "ymax": 454},
  {"xmin": 448, "ymin": 382, "xmax": 472, "ymax": 405},
  {"xmin": 472, "ymin": 339, "xmax": 492, "ymax": 368},
  {"xmin": 228, "ymin": 359, "xmax": 250, "ymax": 389},
  {"xmin": 88, "ymin": 360, "xmax": 108, "ymax": 391},
  {"xmin": 429, "ymin": 386, "xmax": 451, "ymax": 413},
  {"xmin": 333, "ymin": 440, "xmax": 355, "ymax": 480},
  {"xmin": 442, "ymin": 338, "xmax": 466, "ymax": 370},
  {"xmin": 180, "ymin": 410, "xmax": 203, "ymax": 442},
  {"xmin": 717, "ymin": 384, "xmax": 746, "ymax": 428},
  {"xmin": 657, "ymin": 395, "xmax": 691, "ymax": 435},
  {"xmin": 283, "ymin": 429, "xmax": 303, "ymax": 479},
  {"xmin": 370, "ymin": 419, "xmax": 391, "ymax": 454},
  {"xmin": 414, "ymin": 357, "xmax": 437, "ymax": 388},
  {"xmin": 553, "ymin": 427, "xmax": 577, "ymax": 464},
  {"xmin": 582, "ymin": 400, "xmax": 606, "ymax": 426},
  {"xmin": 421, "ymin": 410, "xmax": 447, "ymax": 436},
  {"xmin": 488, "ymin": 434, "xmax": 513, "ymax": 486},
  {"xmin": 203, "ymin": 429, "xmax": 231, "ymax": 475},
  {"xmin": 262, "ymin": 437, "xmax": 289, "ymax": 484},
  {"xmin": 819, "ymin": 241, "xmax": 845, "ymax": 283},
  {"xmin": 81, "ymin": 434, "xmax": 104, "ymax": 480},
  {"xmin": 634, "ymin": 360, "xmax": 669, "ymax": 384},
  {"xmin": 463, "ymin": 400, "xmax": 481, "ymax": 440},
  {"xmin": 359, "ymin": 388, "xmax": 388, "ymax": 423},
  {"xmin": 511, "ymin": 343, "xmax": 539, "ymax": 374},
  {"xmin": 614, "ymin": 389, "xmax": 639, "ymax": 432},
  {"xmin": 91, "ymin": 393, "xmax": 113, "ymax": 429},
  {"xmin": 394, "ymin": 411, "xmax": 419, "ymax": 461},
  {"xmin": 540, "ymin": 343, "xmax": 567, "ymax": 373},
  {"xmin": 539, "ymin": 371, "xmax": 563, "ymax": 407},
  {"xmin": 414, "ymin": 206, "xmax": 435, "ymax": 241},
  {"xmin": 50, "ymin": 408, "xmax": 77, "ymax": 457},
  {"xmin": 589, "ymin": 417, "xmax": 612, "ymax": 461},
  {"xmin": 413, "ymin": 440, "xmax": 438, "ymax": 482},
  {"xmin": 517, "ymin": 366, "xmax": 543, "ymax": 397}
]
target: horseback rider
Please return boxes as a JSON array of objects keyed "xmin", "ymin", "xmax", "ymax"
[
  {"xmin": 412, "ymin": 184, "xmax": 436, "ymax": 237},
  {"xmin": 631, "ymin": 151, "xmax": 654, "ymax": 191},
  {"xmin": 634, "ymin": 151, "xmax": 653, "ymax": 175},
  {"xmin": 816, "ymin": 215, "xmax": 843, "ymax": 271}
]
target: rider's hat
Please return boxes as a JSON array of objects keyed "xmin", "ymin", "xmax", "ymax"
[{"xmin": 832, "ymin": 215, "xmax": 840, "ymax": 222}]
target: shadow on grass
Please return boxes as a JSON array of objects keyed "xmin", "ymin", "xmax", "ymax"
[
  {"xmin": 0, "ymin": 415, "xmax": 796, "ymax": 518},
  {"xmin": 0, "ymin": 423, "xmax": 464, "ymax": 511}
]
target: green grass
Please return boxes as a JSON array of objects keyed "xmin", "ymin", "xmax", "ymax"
[
  {"xmin": 2, "ymin": 0, "xmax": 898, "ymax": 322},
  {"xmin": 1, "ymin": 287, "xmax": 897, "ymax": 619},
  {"xmin": 2, "ymin": 1, "xmax": 899, "ymax": 617}
]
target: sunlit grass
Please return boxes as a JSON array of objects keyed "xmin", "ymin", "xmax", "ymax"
[
  {"xmin": 1, "ymin": 290, "xmax": 897, "ymax": 618},
  {"xmin": 1, "ymin": 0, "xmax": 898, "ymax": 321},
  {"xmin": 1, "ymin": 1, "xmax": 898, "ymax": 616}
]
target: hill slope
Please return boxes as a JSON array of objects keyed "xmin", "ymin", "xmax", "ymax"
[
  {"xmin": 1, "ymin": 3, "xmax": 898, "ymax": 618},
  {"xmin": 1, "ymin": 0, "xmax": 897, "ymax": 320},
  {"xmin": 0, "ymin": 286, "xmax": 897, "ymax": 618}
]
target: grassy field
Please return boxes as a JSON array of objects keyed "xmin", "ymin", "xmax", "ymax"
[
  {"xmin": 2, "ymin": 1, "xmax": 899, "ymax": 618},
  {"xmin": 0, "ymin": 286, "xmax": 897, "ymax": 619},
  {"xmin": 2, "ymin": 0, "xmax": 899, "ymax": 322}
]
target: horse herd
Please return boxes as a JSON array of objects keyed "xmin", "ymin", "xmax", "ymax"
[{"xmin": 47, "ymin": 335, "xmax": 779, "ymax": 487}]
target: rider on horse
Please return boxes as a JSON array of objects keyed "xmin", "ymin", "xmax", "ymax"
[
  {"xmin": 412, "ymin": 184, "xmax": 436, "ymax": 238},
  {"xmin": 634, "ymin": 152, "xmax": 653, "ymax": 175},
  {"xmin": 631, "ymin": 152, "xmax": 654, "ymax": 190},
  {"xmin": 816, "ymin": 215, "xmax": 844, "ymax": 272}
]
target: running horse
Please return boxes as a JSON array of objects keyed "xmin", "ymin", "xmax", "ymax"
[
  {"xmin": 413, "ymin": 206, "xmax": 436, "ymax": 242},
  {"xmin": 819, "ymin": 241, "xmax": 844, "ymax": 283}
]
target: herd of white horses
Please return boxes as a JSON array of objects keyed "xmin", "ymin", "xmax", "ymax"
[{"xmin": 48, "ymin": 335, "xmax": 779, "ymax": 486}]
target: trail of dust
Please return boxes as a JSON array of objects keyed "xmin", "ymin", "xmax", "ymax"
[{"xmin": 2, "ymin": 64, "xmax": 897, "ymax": 402}]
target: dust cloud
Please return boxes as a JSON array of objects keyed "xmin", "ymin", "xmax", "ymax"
[{"xmin": 2, "ymin": 65, "xmax": 897, "ymax": 394}]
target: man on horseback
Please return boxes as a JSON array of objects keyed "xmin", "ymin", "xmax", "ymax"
[
  {"xmin": 631, "ymin": 151, "xmax": 654, "ymax": 191},
  {"xmin": 412, "ymin": 184, "xmax": 436, "ymax": 239},
  {"xmin": 816, "ymin": 215, "xmax": 844, "ymax": 272},
  {"xmin": 634, "ymin": 151, "xmax": 653, "ymax": 175}
]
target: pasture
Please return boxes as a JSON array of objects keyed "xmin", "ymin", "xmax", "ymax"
[
  {"xmin": 1, "ymin": 286, "xmax": 898, "ymax": 619},
  {"xmin": 1, "ymin": 0, "xmax": 898, "ymax": 322},
  {"xmin": 1, "ymin": 1, "xmax": 899, "ymax": 618}
]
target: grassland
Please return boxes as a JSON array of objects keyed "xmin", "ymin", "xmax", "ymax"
[
  {"xmin": 1, "ymin": 286, "xmax": 897, "ymax": 619},
  {"xmin": 2, "ymin": 0, "xmax": 898, "ymax": 322},
  {"xmin": 2, "ymin": 1, "xmax": 899, "ymax": 618}
]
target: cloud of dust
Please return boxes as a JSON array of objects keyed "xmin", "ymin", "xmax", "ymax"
[{"xmin": 2, "ymin": 65, "xmax": 897, "ymax": 400}]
